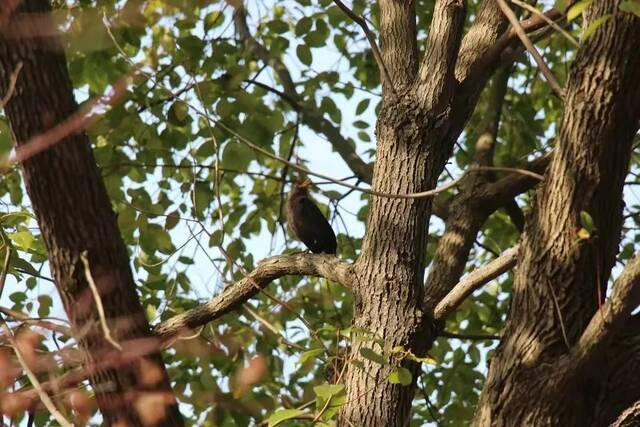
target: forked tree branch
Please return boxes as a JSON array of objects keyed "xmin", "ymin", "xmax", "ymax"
[
  {"xmin": 154, "ymin": 254, "xmax": 355, "ymax": 339},
  {"xmin": 434, "ymin": 245, "xmax": 520, "ymax": 321}
]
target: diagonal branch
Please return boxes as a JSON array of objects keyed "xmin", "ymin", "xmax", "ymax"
[
  {"xmin": 571, "ymin": 252, "xmax": 640, "ymax": 368},
  {"xmin": 332, "ymin": 0, "xmax": 396, "ymax": 96},
  {"xmin": 434, "ymin": 245, "xmax": 519, "ymax": 321},
  {"xmin": 153, "ymin": 254, "xmax": 355, "ymax": 339},
  {"xmin": 495, "ymin": 0, "xmax": 564, "ymax": 98},
  {"xmin": 417, "ymin": 0, "xmax": 466, "ymax": 110},
  {"xmin": 232, "ymin": 3, "xmax": 373, "ymax": 183}
]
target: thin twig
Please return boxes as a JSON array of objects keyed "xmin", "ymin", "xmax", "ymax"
[
  {"xmin": 474, "ymin": 165, "xmax": 544, "ymax": 181},
  {"xmin": 495, "ymin": 0, "xmax": 564, "ymax": 99},
  {"xmin": 440, "ymin": 331, "xmax": 501, "ymax": 341},
  {"xmin": 332, "ymin": 0, "xmax": 397, "ymax": 96},
  {"xmin": 0, "ymin": 247, "xmax": 11, "ymax": 300},
  {"xmin": 510, "ymin": 0, "xmax": 579, "ymax": 47},
  {"xmin": 80, "ymin": 252, "xmax": 122, "ymax": 351},
  {"xmin": 0, "ymin": 62, "xmax": 23, "ymax": 109}
]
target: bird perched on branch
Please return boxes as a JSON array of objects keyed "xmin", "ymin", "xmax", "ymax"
[{"xmin": 287, "ymin": 179, "xmax": 337, "ymax": 255}]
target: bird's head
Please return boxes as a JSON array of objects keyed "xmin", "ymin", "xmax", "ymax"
[{"xmin": 293, "ymin": 177, "xmax": 313, "ymax": 195}]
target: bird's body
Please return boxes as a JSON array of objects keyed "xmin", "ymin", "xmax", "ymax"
[{"xmin": 287, "ymin": 181, "xmax": 337, "ymax": 254}]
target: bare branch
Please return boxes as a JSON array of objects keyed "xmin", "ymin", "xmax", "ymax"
[
  {"xmin": 81, "ymin": 252, "xmax": 122, "ymax": 351},
  {"xmin": 440, "ymin": 331, "xmax": 501, "ymax": 340},
  {"xmin": 510, "ymin": 0, "xmax": 578, "ymax": 47},
  {"xmin": 332, "ymin": 0, "xmax": 397, "ymax": 96},
  {"xmin": 154, "ymin": 254, "xmax": 355, "ymax": 339},
  {"xmin": 611, "ymin": 400, "xmax": 640, "ymax": 427},
  {"xmin": 495, "ymin": 0, "xmax": 564, "ymax": 98},
  {"xmin": 572, "ymin": 252, "xmax": 640, "ymax": 368},
  {"xmin": 434, "ymin": 245, "xmax": 519, "ymax": 321}
]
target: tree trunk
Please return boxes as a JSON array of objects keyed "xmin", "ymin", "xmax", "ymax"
[
  {"xmin": 0, "ymin": 2, "xmax": 183, "ymax": 425},
  {"xmin": 473, "ymin": 2, "xmax": 640, "ymax": 425},
  {"xmin": 339, "ymin": 0, "xmax": 467, "ymax": 422}
]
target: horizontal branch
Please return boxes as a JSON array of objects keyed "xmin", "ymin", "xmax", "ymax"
[
  {"xmin": 440, "ymin": 330, "xmax": 501, "ymax": 341},
  {"xmin": 434, "ymin": 245, "xmax": 520, "ymax": 321},
  {"xmin": 571, "ymin": 252, "xmax": 640, "ymax": 368},
  {"xmin": 154, "ymin": 254, "xmax": 355, "ymax": 339}
]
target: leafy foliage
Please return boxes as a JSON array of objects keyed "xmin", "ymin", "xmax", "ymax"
[{"xmin": 0, "ymin": 0, "xmax": 639, "ymax": 426}]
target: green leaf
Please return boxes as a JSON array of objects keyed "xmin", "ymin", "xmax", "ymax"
[
  {"xmin": 388, "ymin": 367, "xmax": 412, "ymax": 385},
  {"xmin": 355, "ymin": 98, "xmax": 370, "ymax": 115},
  {"xmin": 266, "ymin": 409, "xmax": 304, "ymax": 427},
  {"xmin": 37, "ymin": 295, "xmax": 52, "ymax": 318},
  {"xmin": 314, "ymin": 384, "xmax": 345, "ymax": 400},
  {"xmin": 567, "ymin": 0, "xmax": 593, "ymax": 21},
  {"xmin": 296, "ymin": 44, "xmax": 312, "ymax": 66},
  {"xmin": 299, "ymin": 348, "xmax": 325, "ymax": 365},
  {"xmin": 582, "ymin": 14, "xmax": 612, "ymax": 39},
  {"xmin": 620, "ymin": 0, "xmax": 640, "ymax": 17},
  {"xmin": 8, "ymin": 230, "xmax": 35, "ymax": 251},
  {"xmin": 579, "ymin": 210, "xmax": 595, "ymax": 233},
  {"xmin": 359, "ymin": 347, "xmax": 387, "ymax": 365},
  {"xmin": 222, "ymin": 142, "xmax": 254, "ymax": 170},
  {"xmin": 168, "ymin": 101, "xmax": 189, "ymax": 126},
  {"xmin": 204, "ymin": 11, "xmax": 224, "ymax": 31},
  {"xmin": 295, "ymin": 17, "xmax": 313, "ymax": 36}
]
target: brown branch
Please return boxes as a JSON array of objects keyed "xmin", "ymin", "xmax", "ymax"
[
  {"xmin": 457, "ymin": 4, "xmax": 562, "ymax": 93},
  {"xmin": 572, "ymin": 252, "xmax": 640, "ymax": 368},
  {"xmin": 434, "ymin": 245, "xmax": 519, "ymax": 321},
  {"xmin": 495, "ymin": 0, "xmax": 564, "ymax": 98},
  {"xmin": 440, "ymin": 331, "xmax": 501, "ymax": 340},
  {"xmin": 417, "ymin": 0, "xmax": 466, "ymax": 110},
  {"xmin": 332, "ymin": 0, "xmax": 397, "ymax": 96},
  {"xmin": 153, "ymin": 254, "xmax": 355, "ymax": 339},
  {"xmin": 611, "ymin": 400, "xmax": 640, "ymax": 427}
]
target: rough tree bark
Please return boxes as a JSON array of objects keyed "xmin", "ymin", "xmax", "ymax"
[
  {"xmin": 473, "ymin": 1, "xmax": 640, "ymax": 425},
  {"xmin": 0, "ymin": 2, "xmax": 183, "ymax": 425}
]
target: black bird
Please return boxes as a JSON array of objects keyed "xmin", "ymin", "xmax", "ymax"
[{"xmin": 287, "ymin": 179, "xmax": 337, "ymax": 254}]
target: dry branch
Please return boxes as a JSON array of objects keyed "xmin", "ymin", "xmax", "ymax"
[
  {"xmin": 572, "ymin": 252, "xmax": 640, "ymax": 368},
  {"xmin": 434, "ymin": 245, "xmax": 519, "ymax": 321},
  {"xmin": 154, "ymin": 253, "xmax": 355, "ymax": 339}
]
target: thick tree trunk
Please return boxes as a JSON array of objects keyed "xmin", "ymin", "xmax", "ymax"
[
  {"xmin": 0, "ymin": 2, "xmax": 183, "ymax": 425},
  {"xmin": 339, "ymin": 0, "xmax": 468, "ymax": 422},
  {"xmin": 473, "ymin": 2, "xmax": 640, "ymax": 425}
]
